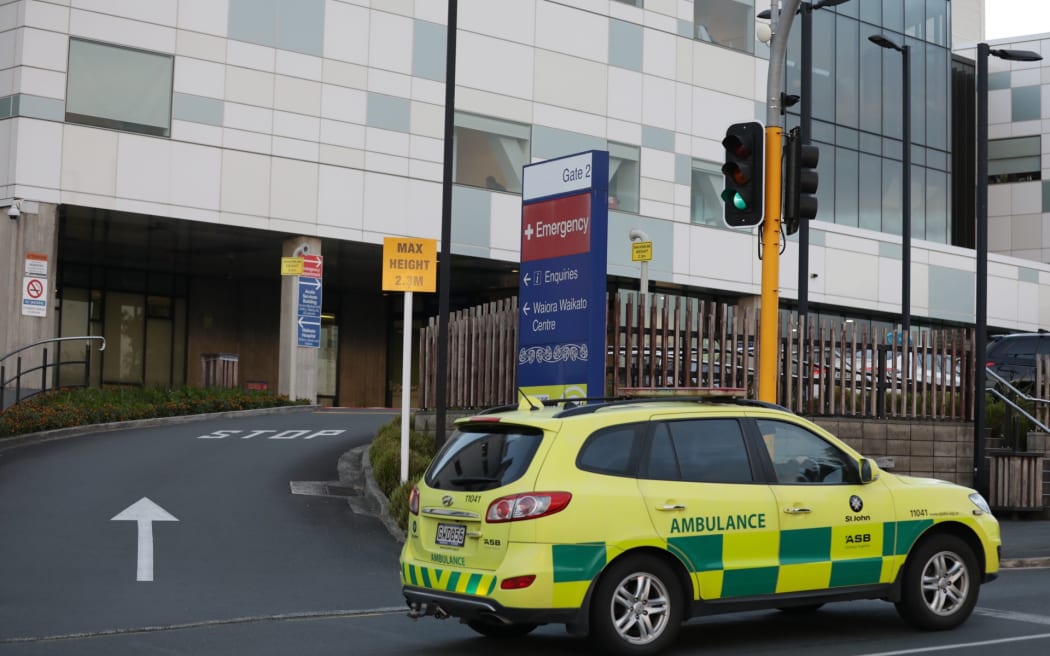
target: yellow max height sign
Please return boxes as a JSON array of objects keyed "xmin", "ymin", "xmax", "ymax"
[{"xmin": 383, "ymin": 237, "xmax": 437, "ymax": 292}]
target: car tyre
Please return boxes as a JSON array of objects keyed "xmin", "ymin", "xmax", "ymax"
[
  {"xmin": 465, "ymin": 618, "xmax": 538, "ymax": 638},
  {"xmin": 895, "ymin": 534, "xmax": 979, "ymax": 631},
  {"xmin": 590, "ymin": 555, "xmax": 683, "ymax": 656}
]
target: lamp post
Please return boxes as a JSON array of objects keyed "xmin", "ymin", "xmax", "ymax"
[
  {"xmin": 974, "ymin": 43, "xmax": 1042, "ymax": 497},
  {"xmin": 759, "ymin": 0, "xmax": 851, "ymax": 323},
  {"xmin": 868, "ymin": 34, "xmax": 911, "ymax": 340}
]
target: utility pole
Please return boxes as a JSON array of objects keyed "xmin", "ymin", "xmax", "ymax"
[{"xmin": 757, "ymin": 0, "xmax": 801, "ymax": 403}]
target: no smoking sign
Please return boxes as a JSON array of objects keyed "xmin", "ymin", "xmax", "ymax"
[{"xmin": 22, "ymin": 276, "xmax": 48, "ymax": 317}]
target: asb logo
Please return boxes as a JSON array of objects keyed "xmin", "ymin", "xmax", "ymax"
[{"xmin": 849, "ymin": 495, "xmax": 864, "ymax": 512}]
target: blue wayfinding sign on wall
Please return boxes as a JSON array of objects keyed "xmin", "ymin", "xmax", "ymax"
[
  {"xmin": 297, "ymin": 277, "xmax": 322, "ymax": 348},
  {"xmin": 518, "ymin": 150, "xmax": 609, "ymax": 400}
]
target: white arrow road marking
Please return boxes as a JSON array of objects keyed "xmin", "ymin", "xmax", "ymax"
[{"xmin": 111, "ymin": 497, "xmax": 179, "ymax": 582}]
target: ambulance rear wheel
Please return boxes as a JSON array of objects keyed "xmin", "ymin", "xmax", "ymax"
[{"xmin": 591, "ymin": 555, "xmax": 684, "ymax": 656}]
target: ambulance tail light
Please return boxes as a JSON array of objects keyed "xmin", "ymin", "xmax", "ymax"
[
  {"xmin": 485, "ymin": 492, "xmax": 572, "ymax": 523},
  {"xmin": 501, "ymin": 575, "xmax": 537, "ymax": 590},
  {"xmin": 409, "ymin": 485, "xmax": 420, "ymax": 515}
]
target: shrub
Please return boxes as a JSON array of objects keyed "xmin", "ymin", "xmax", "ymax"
[
  {"xmin": 0, "ymin": 386, "xmax": 307, "ymax": 438},
  {"xmin": 368, "ymin": 415, "xmax": 438, "ymax": 531}
]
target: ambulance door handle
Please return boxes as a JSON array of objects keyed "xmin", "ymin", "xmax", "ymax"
[
  {"xmin": 784, "ymin": 506, "xmax": 811, "ymax": 514},
  {"xmin": 656, "ymin": 504, "xmax": 685, "ymax": 511}
]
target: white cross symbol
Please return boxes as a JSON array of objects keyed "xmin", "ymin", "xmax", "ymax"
[{"xmin": 524, "ymin": 224, "xmax": 534, "ymax": 241}]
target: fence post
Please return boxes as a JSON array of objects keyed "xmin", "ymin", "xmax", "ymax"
[
  {"xmin": 42, "ymin": 347, "xmax": 49, "ymax": 392},
  {"xmin": 83, "ymin": 343, "xmax": 91, "ymax": 390},
  {"xmin": 1, "ymin": 364, "xmax": 5, "ymax": 408},
  {"xmin": 16, "ymin": 356, "xmax": 22, "ymax": 404}
]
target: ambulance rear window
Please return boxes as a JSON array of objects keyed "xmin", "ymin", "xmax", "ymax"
[{"xmin": 426, "ymin": 424, "xmax": 543, "ymax": 491}]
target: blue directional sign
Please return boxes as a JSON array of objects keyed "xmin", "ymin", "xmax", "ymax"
[
  {"xmin": 517, "ymin": 150, "xmax": 609, "ymax": 400},
  {"xmin": 296, "ymin": 314, "xmax": 321, "ymax": 348},
  {"xmin": 296, "ymin": 277, "xmax": 322, "ymax": 348}
]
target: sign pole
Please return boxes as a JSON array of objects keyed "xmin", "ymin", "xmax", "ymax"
[{"xmin": 400, "ymin": 290, "xmax": 413, "ymax": 483}]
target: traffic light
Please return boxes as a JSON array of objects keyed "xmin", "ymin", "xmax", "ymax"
[
  {"xmin": 783, "ymin": 126, "xmax": 820, "ymax": 236},
  {"xmin": 721, "ymin": 122, "xmax": 764, "ymax": 227}
]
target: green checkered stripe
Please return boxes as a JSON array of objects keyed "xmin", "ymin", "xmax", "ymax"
[
  {"xmin": 548, "ymin": 519, "xmax": 935, "ymax": 598},
  {"xmin": 666, "ymin": 519, "xmax": 934, "ymax": 597},
  {"xmin": 401, "ymin": 562, "xmax": 498, "ymax": 596}
]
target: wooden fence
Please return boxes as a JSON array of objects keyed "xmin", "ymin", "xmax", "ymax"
[{"xmin": 419, "ymin": 292, "xmax": 975, "ymax": 421}]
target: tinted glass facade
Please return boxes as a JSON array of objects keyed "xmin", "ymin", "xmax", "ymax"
[{"xmin": 784, "ymin": 0, "xmax": 952, "ymax": 244}]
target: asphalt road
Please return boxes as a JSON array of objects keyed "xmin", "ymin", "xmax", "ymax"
[
  {"xmin": 3, "ymin": 409, "xmax": 1050, "ymax": 656},
  {"xmin": 0, "ymin": 408, "xmax": 398, "ymax": 644}
]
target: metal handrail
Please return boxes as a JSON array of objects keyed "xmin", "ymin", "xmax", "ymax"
[
  {"xmin": 0, "ymin": 335, "xmax": 106, "ymax": 364},
  {"xmin": 1, "ymin": 336, "xmax": 106, "ymax": 410},
  {"xmin": 986, "ymin": 388, "xmax": 1050, "ymax": 436},
  {"xmin": 985, "ymin": 367, "xmax": 1050, "ymax": 406}
]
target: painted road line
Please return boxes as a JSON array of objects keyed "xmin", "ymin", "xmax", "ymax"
[
  {"xmin": 974, "ymin": 607, "xmax": 1050, "ymax": 626},
  {"xmin": 0, "ymin": 607, "xmax": 407, "ymax": 644},
  {"xmin": 852, "ymin": 632, "xmax": 1050, "ymax": 656}
]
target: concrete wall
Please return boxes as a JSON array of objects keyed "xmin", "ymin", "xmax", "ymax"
[{"xmin": 0, "ymin": 202, "xmax": 58, "ymax": 362}]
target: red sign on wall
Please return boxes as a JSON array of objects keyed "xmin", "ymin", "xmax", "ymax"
[
  {"xmin": 520, "ymin": 192, "xmax": 592, "ymax": 263},
  {"xmin": 301, "ymin": 254, "xmax": 323, "ymax": 278}
]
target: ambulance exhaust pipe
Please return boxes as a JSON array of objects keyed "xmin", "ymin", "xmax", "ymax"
[{"xmin": 407, "ymin": 602, "xmax": 451, "ymax": 620}]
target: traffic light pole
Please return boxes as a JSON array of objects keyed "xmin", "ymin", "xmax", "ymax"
[{"xmin": 757, "ymin": 0, "xmax": 800, "ymax": 403}]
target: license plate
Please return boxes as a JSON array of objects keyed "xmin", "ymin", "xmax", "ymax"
[{"xmin": 435, "ymin": 523, "xmax": 466, "ymax": 547}]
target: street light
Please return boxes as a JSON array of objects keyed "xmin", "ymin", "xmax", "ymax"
[
  {"xmin": 974, "ymin": 43, "xmax": 1042, "ymax": 498},
  {"xmin": 759, "ymin": 0, "xmax": 851, "ymax": 323},
  {"xmin": 868, "ymin": 34, "xmax": 911, "ymax": 341}
]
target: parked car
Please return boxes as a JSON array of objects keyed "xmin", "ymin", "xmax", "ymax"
[
  {"xmin": 985, "ymin": 332, "xmax": 1050, "ymax": 389},
  {"xmin": 400, "ymin": 395, "xmax": 1000, "ymax": 655}
]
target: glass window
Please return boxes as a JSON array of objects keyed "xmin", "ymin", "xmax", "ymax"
[
  {"xmin": 988, "ymin": 136, "xmax": 1041, "ymax": 184},
  {"xmin": 577, "ymin": 425, "xmax": 642, "ymax": 476},
  {"xmin": 925, "ymin": 168, "xmax": 947, "ymax": 242},
  {"xmin": 694, "ymin": 0, "xmax": 754, "ymax": 54},
  {"xmin": 644, "ymin": 419, "xmax": 752, "ymax": 484},
  {"xmin": 836, "ymin": 15, "xmax": 859, "ymax": 128},
  {"xmin": 904, "ymin": 0, "xmax": 925, "ymax": 39},
  {"xmin": 756, "ymin": 419, "xmax": 854, "ymax": 485},
  {"xmin": 691, "ymin": 159, "xmax": 723, "ymax": 226},
  {"xmin": 453, "ymin": 113, "xmax": 530, "ymax": 194},
  {"xmin": 426, "ymin": 425, "xmax": 543, "ymax": 491},
  {"xmin": 66, "ymin": 38, "xmax": 174, "ymax": 137},
  {"xmin": 925, "ymin": 0, "xmax": 948, "ymax": 46},
  {"xmin": 811, "ymin": 10, "xmax": 835, "ymax": 123},
  {"xmin": 1013, "ymin": 86, "xmax": 1042, "ymax": 123},
  {"xmin": 882, "ymin": 158, "xmax": 903, "ymax": 235},
  {"xmin": 102, "ymin": 292, "xmax": 145, "ymax": 385},
  {"xmin": 815, "ymin": 142, "xmax": 835, "ymax": 223},
  {"xmin": 609, "ymin": 142, "xmax": 640, "ymax": 213},
  {"xmin": 612, "ymin": 0, "xmax": 642, "ymax": 5},
  {"xmin": 835, "ymin": 147, "xmax": 858, "ymax": 227},
  {"xmin": 858, "ymin": 154, "xmax": 882, "ymax": 231},
  {"xmin": 925, "ymin": 45, "xmax": 948, "ymax": 151}
]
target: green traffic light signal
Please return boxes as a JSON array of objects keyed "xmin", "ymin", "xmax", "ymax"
[{"xmin": 721, "ymin": 122, "xmax": 764, "ymax": 227}]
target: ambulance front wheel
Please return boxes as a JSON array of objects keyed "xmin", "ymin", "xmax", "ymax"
[{"xmin": 895, "ymin": 534, "xmax": 979, "ymax": 631}]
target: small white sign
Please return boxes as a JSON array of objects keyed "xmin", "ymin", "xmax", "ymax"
[
  {"xmin": 22, "ymin": 275, "xmax": 48, "ymax": 317},
  {"xmin": 523, "ymin": 151, "xmax": 595, "ymax": 202},
  {"xmin": 24, "ymin": 252, "xmax": 48, "ymax": 277}
]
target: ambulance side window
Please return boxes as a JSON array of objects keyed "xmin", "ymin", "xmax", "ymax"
[
  {"xmin": 577, "ymin": 424, "xmax": 643, "ymax": 477},
  {"xmin": 757, "ymin": 419, "xmax": 854, "ymax": 485},
  {"xmin": 643, "ymin": 419, "xmax": 752, "ymax": 484}
]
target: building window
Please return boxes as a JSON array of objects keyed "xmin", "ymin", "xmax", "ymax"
[
  {"xmin": 694, "ymin": 0, "xmax": 754, "ymax": 54},
  {"xmin": 608, "ymin": 143, "xmax": 640, "ymax": 213},
  {"xmin": 988, "ymin": 136, "xmax": 1042, "ymax": 184},
  {"xmin": 691, "ymin": 160, "xmax": 723, "ymax": 227},
  {"xmin": 66, "ymin": 38, "xmax": 174, "ymax": 137},
  {"xmin": 611, "ymin": 0, "xmax": 643, "ymax": 5},
  {"xmin": 453, "ymin": 113, "xmax": 530, "ymax": 194}
]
